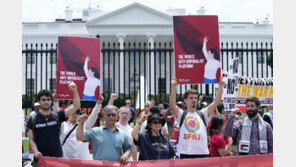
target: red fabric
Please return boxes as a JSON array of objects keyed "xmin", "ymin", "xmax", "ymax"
[
  {"xmin": 210, "ymin": 132, "xmax": 226, "ymax": 157},
  {"xmin": 39, "ymin": 154, "xmax": 273, "ymax": 167},
  {"xmin": 169, "ymin": 115, "xmax": 179, "ymax": 140}
]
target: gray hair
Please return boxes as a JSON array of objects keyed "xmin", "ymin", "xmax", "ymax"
[{"xmin": 103, "ymin": 105, "xmax": 118, "ymax": 114}]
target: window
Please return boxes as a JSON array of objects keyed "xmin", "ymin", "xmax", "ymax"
[
  {"xmin": 83, "ymin": 11, "xmax": 89, "ymax": 17},
  {"xmin": 104, "ymin": 52, "xmax": 113, "ymax": 64},
  {"xmin": 103, "ymin": 78, "xmax": 113, "ymax": 93},
  {"xmin": 257, "ymin": 52, "xmax": 265, "ymax": 64},
  {"xmin": 26, "ymin": 53, "xmax": 35, "ymax": 64},
  {"xmin": 158, "ymin": 78, "xmax": 166, "ymax": 93},
  {"xmin": 27, "ymin": 79, "xmax": 35, "ymax": 94},
  {"xmin": 160, "ymin": 52, "xmax": 165, "ymax": 64},
  {"xmin": 131, "ymin": 52, "xmax": 139, "ymax": 64},
  {"xmin": 50, "ymin": 52, "xmax": 57, "ymax": 64},
  {"xmin": 50, "ymin": 78, "xmax": 56, "ymax": 91}
]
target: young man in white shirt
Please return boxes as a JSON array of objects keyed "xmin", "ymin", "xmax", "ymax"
[
  {"xmin": 60, "ymin": 95, "xmax": 104, "ymax": 160},
  {"xmin": 115, "ymin": 106, "xmax": 138, "ymax": 161},
  {"xmin": 169, "ymin": 77, "xmax": 225, "ymax": 159}
]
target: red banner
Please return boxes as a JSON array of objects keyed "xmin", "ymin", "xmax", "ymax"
[
  {"xmin": 56, "ymin": 36, "xmax": 101, "ymax": 101},
  {"xmin": 173, "ymin": 16, "xmax": 221, "ymax": 84},
  {"xmin": 39, "ymin": 154, "xmax": 272, "ymax": 167}
]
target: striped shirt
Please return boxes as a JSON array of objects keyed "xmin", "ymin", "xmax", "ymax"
[{"xmin": 223, "ymin": 116, "xmax": 273, "ymax": 155}]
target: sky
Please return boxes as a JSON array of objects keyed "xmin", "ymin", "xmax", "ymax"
[{"xmin": 22, "ymin": 0, "xmax": 273, "ymax": 23}]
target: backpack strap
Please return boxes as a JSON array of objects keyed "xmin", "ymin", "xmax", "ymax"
[
  {"xmin": 31, "ymin": 112, "xmax": 38, "ymax": 142},
  {"xmin": 196, "ymin": 110, "xmax": 207, "ymax": 128},
  {"xmin": 61, "ymin": 123, "xmax": 78, "ymax": 146},
  {"xmin": 177, "ymin": 110, "xmax": 188, "ymax": 144}
]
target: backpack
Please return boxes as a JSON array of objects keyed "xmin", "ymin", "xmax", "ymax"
[
  {"xmin": 177, "ymin": 110, "xmax": 206, "ymax": 144},
  {"xmin": 31, "ymin": 112, "xmax": 60, "ymax": 142}
]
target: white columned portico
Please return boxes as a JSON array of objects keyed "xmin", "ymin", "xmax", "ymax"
[
  {"xmin": 147, "ymin": 34, "xmax": 156, "ymax": 98},
  {"xmin": 116, "ymin": 34, "xmax": 126, "ymax": 93}
]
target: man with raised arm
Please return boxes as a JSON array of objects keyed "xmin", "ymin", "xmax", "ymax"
[
  {"xmin": 76, "ymin": 105, "xmax": 132, "ymax": 164},
  {"xmin": 169, "ymin": 77, "xmax": 225, "ymax": 159},
  {"xmin": 27, "ymin": 83, "xmax": 80, "ymax": 167}
]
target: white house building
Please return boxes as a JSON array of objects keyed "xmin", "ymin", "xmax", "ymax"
[{"xmin": 22, "ymin": 2, "xmax": 273, "ymax": 107}]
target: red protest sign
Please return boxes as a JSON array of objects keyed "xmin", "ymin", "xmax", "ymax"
[
  {"xmin": 56, "ymin": 36, "xmax": 101, "ymax": 101},
  {"xmin": 173, "ymin": 15, "xmax": 221, "ymax": 84}
]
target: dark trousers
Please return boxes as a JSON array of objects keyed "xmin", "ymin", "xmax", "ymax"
[{"xmin": 180, "ymin": 154, "xmax": 210, "ymax": 159}]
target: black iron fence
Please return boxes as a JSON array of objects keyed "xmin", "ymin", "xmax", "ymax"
[{"xmin": 22, "ymin": 41, "xmax": 273, "ymax": 113}]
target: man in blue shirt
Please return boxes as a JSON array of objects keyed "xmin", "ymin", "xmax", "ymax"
[{"xmin": 76, "ymin": 105, "xmax": 131, "ymax": 164}]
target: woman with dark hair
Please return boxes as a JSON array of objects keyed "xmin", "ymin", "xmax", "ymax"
[
  {"xmin": 209, "ymin": 116, "xmax": 232, "ymax": 157},
  {"xmin": 131, "ymin": 113, "xmax": 175, "ymax": 160},
  {"xmin": 82, "ymin": 56, "xmax": 101, "ymax": 100},
  {"xmin": 202, "ymin": 37, "xmax": 221, "ymax": 83}
]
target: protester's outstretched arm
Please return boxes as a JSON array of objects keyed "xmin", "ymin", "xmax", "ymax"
[
  {"xmin": 76, "ymin": 114, "xmax": 88, "ymax": 142},
  {"xmin": 108, "ymin": 93, "xmax": 118, "ymax": 105},
  {"xmin": 65, "ymin": 83, "xmax": 81, "ymax": 118},
  {"xmin": 84, "ymin": 95, "xmax": 104, "ymax": 130},
  {"xmin": 170, "ymin": 77, "xmax": 180, "ymax": 118},
  {"xmin": 52, "ymin": 90, "xmax": 59, "ymax": 112},
  {"xmin": 84, "ymin": 57, "xmax": 90, "ymax": 78},
  {"xmin": 206, "ymin": 77, "xmax": 225, "ymax": 117},
  {"xmin": 224, "ymin": 108, "xmax": 240, "ymax": 137},
  {"xmin": 131, "ymin": 142, "xmax": 138, "ymax": 161},
  {"xmin": 162, "ymin": 108, "xmax": 172, "ymax": 122},
  {"xmin": 131, "ymin": 114, "xmax": 148, "ymax": 142},
  {"xmin": 28, "ymin": 129, "xmax": 42, "ymax": 159}
]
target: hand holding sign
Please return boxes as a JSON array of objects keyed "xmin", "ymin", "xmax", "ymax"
[
  {"xmin": 218, "ymin": 77, "xmax": 226, "ymax": 88},
  {"xmin": 68, "ymin": 83, "xmax": 77, "ymax": 92},
  {"xmin": 230, "ymin": 108, "xmax": 240, "ymax": 117},
  {"xmin": 171, "ymin": 77, "xmax": 178, "ymax": 88}
]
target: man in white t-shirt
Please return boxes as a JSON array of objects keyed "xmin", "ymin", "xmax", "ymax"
[
  {"xmin": 169, "ymin": 77, "xmax": 225, "ymax": 159},
  {"xmin": 115, "ymin": 106, "xmax": 138, "ymax": 161}
]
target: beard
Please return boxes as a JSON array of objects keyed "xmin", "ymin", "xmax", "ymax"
[{"xmin": 246, "ymin": 109, "xmax": 258, "ymax": 118}]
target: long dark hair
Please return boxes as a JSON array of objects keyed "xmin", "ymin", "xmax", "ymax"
[
  {"xmin": 209, "ymin": 48, "xmax": 220, "ymax": 60},
  {"xmin": 209, "ymin": 116, "xmax": 224, "ymax": 136},
  {"xmin": 146, "ymin": 124, "xmax": 166, "ymax": 143},
  {"xmin": 89, "ymin": 67, "xmax": 100, "ymax": 78}
]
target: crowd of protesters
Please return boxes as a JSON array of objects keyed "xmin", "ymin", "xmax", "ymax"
[{"xmin": 21, "ymin": 77, "xmax": 273, "ymax": 166}]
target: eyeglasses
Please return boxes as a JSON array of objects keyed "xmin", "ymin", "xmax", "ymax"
[
  {"xmin": 106, "ymin": 113, "xmax": 117, "ymax": 117},
  {"xmin": 152, "ymin": 120, "xmax": 162, "ymax": 125},
  {"xmin": 40, "ymin": 98, "xmax": 51, "ymax": 102},
  {"xmin": 145, "ymin": 105, "xmax": 150, "ymax": 107},
  {"xmin": 126, "ymin": 103, "xmax": 131, "ymax": 105},
  {"xmin": 159, "ymin": 108, "xmax": 163, "ymax": 110}
]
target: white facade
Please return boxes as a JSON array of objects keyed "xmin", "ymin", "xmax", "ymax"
[{"xmin": 22, "ymin": 2, "xmax": 273, "ymax": 104}]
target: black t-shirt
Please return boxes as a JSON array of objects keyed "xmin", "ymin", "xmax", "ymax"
[
  {"xmin": 134, "ymin": 133, "xmax": 175, "ymax": 160},
  {"xmin": 27, "ymin": 110, "xmax": 66, "ymax": 161}
]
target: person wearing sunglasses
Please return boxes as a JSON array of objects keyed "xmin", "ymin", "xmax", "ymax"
[
  {"xmin": 76, "ymin": 105, "xmax": 132, "ymax": 164},
  {"xmin": 132, "ymin": 112, "xmax": 175, "ymax": 160}
]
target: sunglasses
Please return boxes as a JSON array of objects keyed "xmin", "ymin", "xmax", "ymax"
[
  {"xmin": 145, "ymin": 105, "xmax": 150, "ymax": 107},
  {"xmin": 126, "ymin": 103, "xmax": 131, "ymax": 104},
  {"xmin": 152, "ymin": 120, "xmax": 162, "ymax": 125},
  {"xmin": 159, "ymin": 108, "xmax": 163, "ymax": 110},
  {"xmin": 106, "ymin": 113, "xmax": 117, "ymax": 117}
]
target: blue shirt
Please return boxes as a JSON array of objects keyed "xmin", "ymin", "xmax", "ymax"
[
  {"xmin": 84, "ymin": 125, "xmax": 132, "ymax": 161},
  {"xmin": 134, "ymin": 133, "xmax": 175, "ymax": 160}
]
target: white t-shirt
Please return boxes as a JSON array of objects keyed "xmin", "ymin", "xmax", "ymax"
[
  {"xmin": 204, "ymin": 59, "xmax": 221, "ymax": 79},
  {"xmin": 83, "ymin": 78, "xmax": 101, "ymax": 96},
  {"xmin": 140, "ymin": 120, "xmax": 169, "ymax": 136},
  {"xmin": 21, "ymin": 110, "xmax": 25, "ymax": 133},
  {"xmin": 60, "ymin": 122, "xmax": 91, "ymax": 160},
  {"xmin": 116, "ymin": 122, "xmax": 134, "ymax": 161},
  {"xmin": 176, "ymin": 107, "xmax": 210, "ymax": 155}
]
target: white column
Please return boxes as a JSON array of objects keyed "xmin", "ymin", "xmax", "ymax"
[
  {"xmin": 116, "ymin": 34, "xmax": 126, "ymax": 93},
  {"xmin": 147, "ymin": 34, "xmax": 156, "ymax": 97}
]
